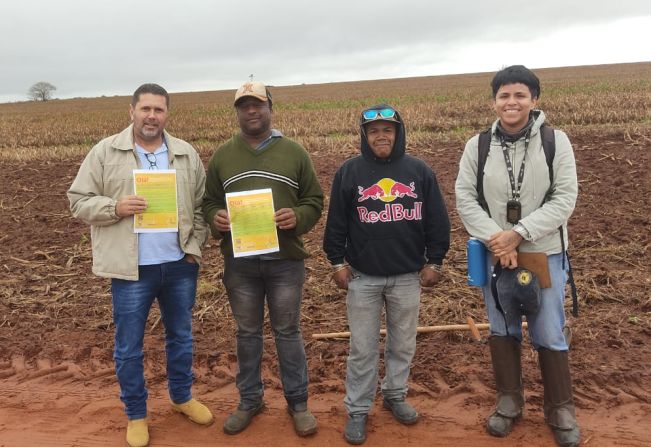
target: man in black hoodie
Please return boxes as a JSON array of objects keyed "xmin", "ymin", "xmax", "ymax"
[{"xmin": 323, "ymin": 105, "xmax": 450, "ymax": 444}]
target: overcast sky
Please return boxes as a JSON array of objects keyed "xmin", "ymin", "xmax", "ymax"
[{"xmin": 1, "ymin": 0, "xmax": 650, "ymax": 103}]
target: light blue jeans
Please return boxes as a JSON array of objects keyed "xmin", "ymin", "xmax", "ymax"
[
  {"xmin": 111, "ymin": 257, "xmax": 199, "ymax": 420},
  {"xmin": 482, "ymin": 252, "xmax": 569, "ymax": 351},
  {"xmin": 344, "ymin": 268, "xmax": 421, "ymax": 415}
]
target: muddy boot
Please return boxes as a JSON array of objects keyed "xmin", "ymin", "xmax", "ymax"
[
  {"xmin": 344, "ymin": 414, "xmax": 368, "ymax": 445},
  {"xmin": 287, "ymin": 401, "xmax": 318, "ymax": 437},
  {"xmin": 486, "ymin": 336, "xmax": 524, "ymax": 437},
  {"xmin": 382, "ymin": 398, "xmax": 419, "ymax": 425},
  {"xmin": 223, "ymin": 402, "xmax": 265, "ymax": 435},
  {"xmin": 539, "ymin": 348, "xmax": 581, "ymax": 447}
]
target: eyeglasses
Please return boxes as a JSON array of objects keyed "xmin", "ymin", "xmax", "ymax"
[
  {"xmin": 362, "ymin": 108, "xmax": 396, "ymax": 121},
  {"xmin": 145, "ymin": 152, "xmax": 158, "ymax": 170}
]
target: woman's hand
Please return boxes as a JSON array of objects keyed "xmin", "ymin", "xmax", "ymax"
[
  {"xmin": 498, "ymin": 251, "xmax": 519, "ymax": 269},
  {"xmin": 488, "ymin": 230, "xmax": 523, "ymax": 258}
]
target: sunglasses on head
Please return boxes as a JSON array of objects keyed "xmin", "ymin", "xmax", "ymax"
[{"xmin": 362, "ymin": 107, "xmax": 396, "ymax": 121}]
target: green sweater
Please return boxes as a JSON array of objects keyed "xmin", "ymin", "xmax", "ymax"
[{"xmin": 203, "ymin": 133, "xmax": 324, "ymax": 260}]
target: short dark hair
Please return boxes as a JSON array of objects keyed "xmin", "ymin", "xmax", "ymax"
[
  {"xmin": 491, "ymin": 65, "xmax": 540, "ymax": 99},
  {"xmin": 132, "ymin": 83, "xmax": 170, "ymax": 107}
]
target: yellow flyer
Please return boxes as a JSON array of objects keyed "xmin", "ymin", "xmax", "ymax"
[
  {"xmin": 226, "ymin": 188, "xmax": 279, "ymax": 257},
  {"xmin": 132, "ymin": 169, "xmax": 178, "ymax": 233}
]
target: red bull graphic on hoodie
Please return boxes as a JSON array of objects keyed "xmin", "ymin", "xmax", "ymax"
[{"xmin": 357, "ymin": 178, "xmax": 422, "ymax": 223}]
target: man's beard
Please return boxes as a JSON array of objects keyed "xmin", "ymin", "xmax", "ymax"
[{"xmin": 140, "ymin": 127, "xmax": 160, "ymax": 139}]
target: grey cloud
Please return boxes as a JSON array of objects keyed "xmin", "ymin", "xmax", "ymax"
[{"xmin": 1, "ymin": 0, "xmax": 650, "ymax": 102}]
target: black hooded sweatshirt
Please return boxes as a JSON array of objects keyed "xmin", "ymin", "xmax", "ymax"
[{"xmin": 323, "ymin": 105, "xmax": 450, "ymax": 276}]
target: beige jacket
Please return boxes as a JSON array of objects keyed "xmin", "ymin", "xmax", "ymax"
[{"xmin": 67, "ymin": 124, "xmax": 208, "ymax": 280}]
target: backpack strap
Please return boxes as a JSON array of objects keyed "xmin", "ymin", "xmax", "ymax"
[
  {"xmin": 540, "ymin": 124, "xmax": 579, "ymax": 317},
  {"xmin": 476, "ymin": 129, "xmax": 492, "ymax": 215},
  {"xmin": 540, "ymin": 124, "xmax": 556, "ymax": 203},
  {"xmin": 562, "ymin": 232, "xmax": 579, "ymax": 317}
]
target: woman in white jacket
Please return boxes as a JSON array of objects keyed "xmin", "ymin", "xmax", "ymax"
[{"xmin": 455, "ymin": 65, "xmax": 580, "ymax": 447}]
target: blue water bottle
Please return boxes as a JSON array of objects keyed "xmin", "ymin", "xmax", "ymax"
[{"xmin": 467, "ymin": 238, "xmax": 487, "ymax": 286}]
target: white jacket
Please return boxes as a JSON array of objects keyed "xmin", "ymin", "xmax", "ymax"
[{"xmin": 455, "ymin": 110, "xmax": 578, "ymax": 254}]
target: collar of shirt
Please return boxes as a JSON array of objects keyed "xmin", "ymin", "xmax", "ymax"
[
  {"xmin": 255, "ymin": 129, "xmax": 283, "ymax": 150},
  {"xmin": 135, "ymin": 142, "xmax": 168, "ymax": 156},
  {"xmin": 135, "ymin": 142, "xmax": 169, "ymax": 170}
]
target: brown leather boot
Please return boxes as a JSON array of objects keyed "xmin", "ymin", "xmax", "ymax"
[
  {"xmin": 486, "ymin": 336, "xmax": 524, "ymax": 437},
  {"xmin": 538, "ymin": 348, "xmax": 581, "ymax": 447}
]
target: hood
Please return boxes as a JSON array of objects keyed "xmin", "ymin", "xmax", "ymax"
[{"xmin": 359, "ymin": 103, "xmax": 407, "ymax": 164}]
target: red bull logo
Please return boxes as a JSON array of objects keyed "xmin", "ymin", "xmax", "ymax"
[
  {"xmin": 357, "ymin": 203, "xmax": 422, "ymax": 223},
  {"xmin": 390, "ymin": 181, "xmax": 417, "ymax": 198},
  {"xmin": 357, "ymin": 183, "xmax": 385, "ymax": 202},
  {"xmin": 356, "ymin": 178, "xmax": 421, "ymax": 223},
  {"xmin": 357, "ymin": 178, "xmax": 417, "ymax": 202}
]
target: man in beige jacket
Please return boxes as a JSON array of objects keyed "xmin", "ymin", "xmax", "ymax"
[{"xmin": 68, "ymin": 83, "xmax": 212, "ymax": 447}]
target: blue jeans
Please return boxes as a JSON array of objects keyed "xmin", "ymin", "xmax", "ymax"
[
  {"xmin": 344, "ymin": 268, "xmax": 421, "ymax": 415},
  {"xmin": 482, "ymin": 252, "xmax": 569, "ymax": 351},
  {"xmin": 222, "ymin": 256, "xmax": 308, "ymax": 409},
  {"xmin": 111, "ymin": 257, "xmax": 199, "ymax": 420}
]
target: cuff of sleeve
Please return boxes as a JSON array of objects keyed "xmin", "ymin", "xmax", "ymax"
[
  {"xmin": 425, "ymin": 263, "xmax": 442, "ymax": 273},
  {"xmin": 110, "ymin": 200, "xmax": 119, "ymax": 219},
  {"xmin": 513, "ymin": 223, "xmax": 532, "ymax": 241},
  {"xmin": 292, "ymin": 207, "xmax": 306, "ymax": 235}
]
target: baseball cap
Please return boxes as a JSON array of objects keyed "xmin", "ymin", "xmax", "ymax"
[
  {"xmin": 234, "ymin": 81, "xmax": 272, "ymax": 106},
  {"xmin": 491, "ymin": 265, "xmax": 541, "ymax": 321}
]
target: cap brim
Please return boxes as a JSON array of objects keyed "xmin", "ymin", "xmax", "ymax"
[{"xmin": 234, "ymin": 94, "xmax": 269, "ymax": 106}]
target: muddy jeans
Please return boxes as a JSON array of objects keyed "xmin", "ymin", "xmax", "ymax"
[
  {"xmin": 344, "ymin": 269, "xmax": 421, "ymax": 415},
  {"xmin": 223, "ymin": 256, "xmax": 309, "ymax": 409}
]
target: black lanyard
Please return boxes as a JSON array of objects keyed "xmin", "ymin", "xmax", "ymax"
[{"xmin": 499, "ymin": 133, "xmax": 530, "ymax": 200}]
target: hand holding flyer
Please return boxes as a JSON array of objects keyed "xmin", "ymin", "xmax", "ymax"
[
  {"xmin": 226, "ymin": 188, "xmax": 279, "ymax": 257},
  {"xmin": 133, "ymin": 170, "xmax": 178, "ymax": 232}
]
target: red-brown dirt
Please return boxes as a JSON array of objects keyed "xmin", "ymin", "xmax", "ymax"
[{"xmin": 0, "ymin": 131, "xmax": 649, "ymax": 446}]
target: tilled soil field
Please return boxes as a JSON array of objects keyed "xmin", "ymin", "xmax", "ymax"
[{"xmin": 0, "ymin": 131, "xmax": 649, "ymax": 446}]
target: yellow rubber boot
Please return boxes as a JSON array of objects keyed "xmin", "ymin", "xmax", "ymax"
[
  {"xmin": 126, "ymin": 418, "xmax": 149, "ymax": 447},
  {"xmin": 172, "ymin": 398, "xmax": 214, "ymax": 425}
]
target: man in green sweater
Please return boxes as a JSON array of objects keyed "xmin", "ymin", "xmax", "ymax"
[{"xmin": 203, "ymin": 82, "xmax": 323, "ymax": 437}]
